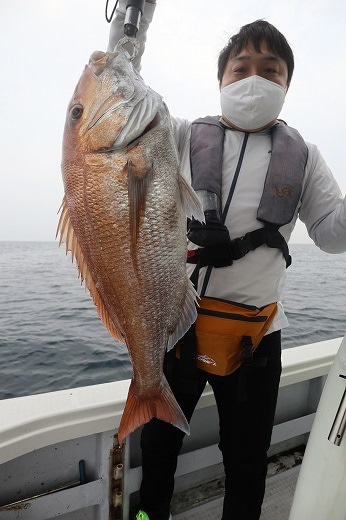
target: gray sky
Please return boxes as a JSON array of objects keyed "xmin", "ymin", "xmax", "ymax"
[{"xmin": 1, "ymin": 0, "xmax": 345, "ymax": 243}]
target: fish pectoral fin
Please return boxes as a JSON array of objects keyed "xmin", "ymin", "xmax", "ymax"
[
  {"xmin": 117, "ymin": 376, "xmax": 190, "ymax": 444},
  {"xmin": 125, "ymin": 156, "xmax": 153, "ymax": 247},
  {"xmin": 56, "ymin": 198, "xmax": 125, "ymax": 343},
  {"xmin": 167, "ymin": 279, "xmax": 199, "ymax": 351},
  {"xmin": 179, "ymin": 174, "xmax": 205, "ymax": 223}
]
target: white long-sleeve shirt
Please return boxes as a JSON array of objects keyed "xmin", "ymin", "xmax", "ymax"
[{"xmin": 108, "ymin": 1, "xmax": 346, "ymax": 333}]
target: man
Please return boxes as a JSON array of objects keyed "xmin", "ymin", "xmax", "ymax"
[{"xmin": 108, "ymin": 2, "xmax": 346, "ymax": 519}]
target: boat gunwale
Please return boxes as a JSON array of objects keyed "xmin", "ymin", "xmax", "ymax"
[{"xmin": 0, "ymin": 337, "xmax": 342, "ymax": 465}]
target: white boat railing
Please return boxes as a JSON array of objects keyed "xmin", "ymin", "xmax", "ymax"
[{"xmin": 0, "ymin": 337, "xmax": 342, "ymax": 466}]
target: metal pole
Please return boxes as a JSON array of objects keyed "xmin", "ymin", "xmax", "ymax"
[{"xmin": 328, "ymin": 376, "xmax": 346, "ymax": 446}]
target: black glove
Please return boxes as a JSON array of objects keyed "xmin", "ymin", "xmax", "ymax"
[{"xmin": 187, "ymin": 210, "xmax": 231, "ymax": 248}]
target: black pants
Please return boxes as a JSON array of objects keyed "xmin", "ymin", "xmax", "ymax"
[{"xmin": 139, "ymin": 331, "xmax": 282, "ymax": 520}]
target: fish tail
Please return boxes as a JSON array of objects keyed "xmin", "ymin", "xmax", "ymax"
[{"xmin": 117, "ymin": 376, "xmax": 190, "ymax": 444}]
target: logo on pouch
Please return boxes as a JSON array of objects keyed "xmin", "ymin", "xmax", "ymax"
[
  {"xmin": 275, "ymin": 185, "xmax": 292, "ymax": 198},
  {"xmin": 197, "ymin": 354, "xmax": 217, "ymax": 366}
]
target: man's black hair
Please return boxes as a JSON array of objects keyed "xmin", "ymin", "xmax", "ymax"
[{"xmin": 217, "ymin": 20, "xmax": 294, "ymax": 85}]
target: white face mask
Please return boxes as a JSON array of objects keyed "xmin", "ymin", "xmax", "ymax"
[{"xmin": 220, "ymin": 75, "xmax": 286, "ymax": 131}]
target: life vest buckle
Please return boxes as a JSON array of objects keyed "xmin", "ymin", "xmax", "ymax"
[{"xmin": 231, "ymin": 233, "xmax": 254, "ymax": 260}]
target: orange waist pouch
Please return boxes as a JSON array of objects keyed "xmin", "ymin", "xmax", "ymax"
[{"xmin": 178, "ymin": 297, "xmax": 277, "ymax": 376}]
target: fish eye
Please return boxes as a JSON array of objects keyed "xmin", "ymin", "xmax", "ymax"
[{"xmin": 70, "ymin": 104, "xmax": 84, "ymax": 120}]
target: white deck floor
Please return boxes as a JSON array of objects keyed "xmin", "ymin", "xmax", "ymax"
[{"xmin": 174, "ymin": 465, "xmax": 300, "ymax": 520}]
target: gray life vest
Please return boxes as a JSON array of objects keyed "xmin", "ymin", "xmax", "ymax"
[{"xmin": 187, "ymin": 116, "xmax": 308, "ymax": 290}]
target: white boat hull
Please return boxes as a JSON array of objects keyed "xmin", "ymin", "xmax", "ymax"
[{"xmin": 289, "ymin": 336, "xmax": 346, "ymax": 519}]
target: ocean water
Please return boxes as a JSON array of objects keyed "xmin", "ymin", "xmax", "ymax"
[{"xmin": 0, "ymin": 241, "xmax": 345, "ymax": 400}]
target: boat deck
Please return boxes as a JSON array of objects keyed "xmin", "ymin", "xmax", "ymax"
[{"xmin": 174, "ymin": 465, "xmax": 300, "ymax": 520}]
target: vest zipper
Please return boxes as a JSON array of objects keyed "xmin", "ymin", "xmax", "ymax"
[{"xmin": 200, "ymin": 132, "xmax": 249, "ymax": 297}]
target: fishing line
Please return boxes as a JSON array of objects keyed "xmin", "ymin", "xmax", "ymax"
[{"xmin": 105, "ymin": 0, "xmax": 119, "ymax": 23}]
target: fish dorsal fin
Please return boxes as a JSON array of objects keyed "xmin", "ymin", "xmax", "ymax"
[
  {"xmin": 56, "ymin": 198, "xmax": 125, "ymax": 343},
  {"xmin": 167, "ymin": 278, "xmax": 199, "ymax": 351}
]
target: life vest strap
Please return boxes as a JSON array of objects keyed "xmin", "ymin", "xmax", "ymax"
[{"xmin": 187, "ymin": 225, "xmax": 291, "ymax": 269}]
